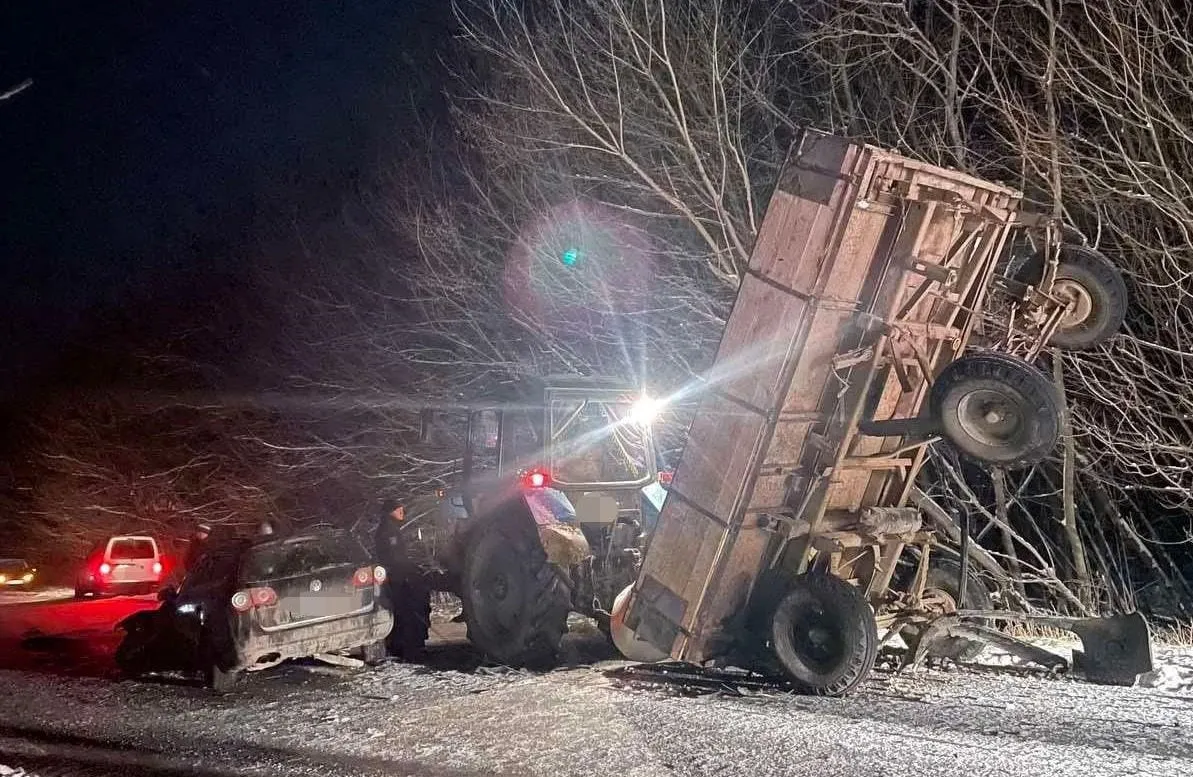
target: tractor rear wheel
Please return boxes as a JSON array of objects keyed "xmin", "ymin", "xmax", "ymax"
[
  {"xmin": 930, "ymin": 352, "xmax": 1061, "ymax": 469},
  {"xmin": 462, "ymin": 519, "xmax": 570, "ymax": 669},
  {"xmin": 770, "ymin": 573, "xmax": 877, "ymax": 697}
]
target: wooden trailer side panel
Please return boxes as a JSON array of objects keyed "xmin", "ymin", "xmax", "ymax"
[{"xmin": 627, "ymin": 134, "xmax": 891, "ymax": 660}]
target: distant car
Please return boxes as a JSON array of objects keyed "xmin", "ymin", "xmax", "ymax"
[
  {"xmin": 75, "ymin": 536, "xmax": 166, "ymax": 598},
  {"xmin": 0, "ymin": 558, "xmax": 35, "ymax": 587},
  {"xmin": 115, "ymin": 529, "xmax": 393, "ymax": 690}
]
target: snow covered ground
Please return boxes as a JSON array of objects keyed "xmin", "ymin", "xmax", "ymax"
[
  {"xmin": 0, "ymin": 635, "xmax": 1190, "ymax": 777},
  {"xmin": 0, "ymin": 587, "xmax": 73, "ymax": 605}
]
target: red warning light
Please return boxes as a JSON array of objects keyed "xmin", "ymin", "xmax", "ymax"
[{"xmin": 523, "ymin": 470, "xmax": 550, "ymax": 488}]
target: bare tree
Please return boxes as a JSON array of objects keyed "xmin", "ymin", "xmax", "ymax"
[{"xmin": 790, "ymin": 0, "xmax": 1193, "ymax": 612}]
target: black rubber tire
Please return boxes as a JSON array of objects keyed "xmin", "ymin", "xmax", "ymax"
[
  {"xmin": 462, "ymin": 519, "xmax": 570, "ymax": 669},
  {"xmin": 903, "ymin": 556, "xmax": 994, "ymax": 662},
  {"xmin": 930, "ymin": 352, "xmax": 1061, "ymax": 469},
  {"xmin": 1016, "ymin": 245, "xmax": 1127, "ymax": 350},
  {"xmin": 770, "ymin": 573, "xmax": 878, "ymax": 697},
  {"xmin": 114, "ymin": 631, "xmax": 150, "ymax": 678}
]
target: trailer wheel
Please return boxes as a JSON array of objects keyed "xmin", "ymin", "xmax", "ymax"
[
  {"xmin": 902, "ymin": 557, "xmax": 993, "ymax": 662},
  {"xmin": 463, "ymin": 519, "xmax": 570, "ymax": 669},
  {"xmin": 930, "ymin": 352, "xmax": 1061, "ymax": 469},
  {"xmin": 770, "ymin": 573, "xmax": 877, "ymax": 697},
  {"xmin": 1017, "ymin": 245, "xmax": 1127, "ymax": 350}
]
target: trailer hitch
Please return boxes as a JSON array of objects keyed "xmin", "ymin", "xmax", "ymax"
[{"xmin": 909, "ymin": 610, "xmax": 1153, "ymax": 686}]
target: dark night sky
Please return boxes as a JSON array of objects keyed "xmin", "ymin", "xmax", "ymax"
[{"xmin": 0, "ymin": 0, "xmax": 449, "ymax": 401}]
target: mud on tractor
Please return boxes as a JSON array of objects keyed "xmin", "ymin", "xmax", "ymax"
[
  {"xmin": 610, "ymin": 130, "xmax": 1152, "ymax": 695},
  {"xmin": 389, "ymin": 377, "xmax": 663, "ymax": 667}
]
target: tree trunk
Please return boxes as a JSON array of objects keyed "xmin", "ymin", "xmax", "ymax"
[{"xmin": 1053, "ymin": 351, "xmax": 1092, "ymax": 607}]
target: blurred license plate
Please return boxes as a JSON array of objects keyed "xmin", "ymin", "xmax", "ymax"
[{"xmin": 294, "ymin": 593, "xmax": 349, "ymax": 620}]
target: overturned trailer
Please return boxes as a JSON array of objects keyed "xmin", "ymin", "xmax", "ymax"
[{"xmin": 612, "ymin": 130, "xmax": 1148, "ymax": 695}]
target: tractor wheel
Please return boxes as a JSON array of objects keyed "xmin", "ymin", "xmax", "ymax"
[
  {"xmin": 930, "ymin": 352, "xmax": 1061, "ymax": 469},
  {"xmin": 770, "ymin": 573, "xmax": 878, "ymax": 697},
  {"xmin": 462, "ymin": 519, "xmax": 570, "ymax": 669},
  {"xmin": 902, "ymin": 556, "xmax": 994, "ymax": 662},
  {"xmin": 1017, "ymin": 245, "xmax": 1128, "ymax": 350}
]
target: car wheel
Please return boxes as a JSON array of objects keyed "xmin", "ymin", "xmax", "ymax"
[
  {"xmin": 769, "ymin": 573, "xmax": 878, "ymax": 697},
  {"xmin": 930, "ymin": 352, "xmax": 1062, "ymax": 469}
]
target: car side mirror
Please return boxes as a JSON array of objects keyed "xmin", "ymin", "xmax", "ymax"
[{"xmin": 158, "ymin": 585, "xmax": 178, "ymax": 603}]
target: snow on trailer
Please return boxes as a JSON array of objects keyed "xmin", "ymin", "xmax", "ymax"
[{"xmin": 613, "ymin": 130, "xmax": 1145, "ymax": 695}]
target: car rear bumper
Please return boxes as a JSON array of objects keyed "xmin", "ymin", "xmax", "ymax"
[
  {"xmin": 83, "ymin": 578, "xmax": 160, "ymax": 593},
  {"xmin": 236, "ymin": 608, "xmax": 394, "ymax": 670}
]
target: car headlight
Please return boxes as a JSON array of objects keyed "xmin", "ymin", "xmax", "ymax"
[
  {"xmin": 176, "ymin": 603, "xmax": 199, "ymax": 615},
  {"xmin": 22, "ymin": 573, "xmax": 32, "ymax": 582},
  {"xmin": 0, "ymin": 575, "xmax": 6, "ymax": 584}
]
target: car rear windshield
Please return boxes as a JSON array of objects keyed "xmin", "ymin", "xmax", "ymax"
[
  {"xmin": 109, "ymin": 539, "xmax": 156, "ymax": 560},
  {"xmin": 243, "ymin": 536, "xmax": 360, "ymax": 581}
]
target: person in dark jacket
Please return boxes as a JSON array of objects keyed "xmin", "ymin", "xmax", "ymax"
[
  {"xmin": 375, "ymin": 502, "xmax": 432, "ymax": 660},
  {"xmin": 179, "ymin": 523, "xmax": 212, "ymax": 582}
]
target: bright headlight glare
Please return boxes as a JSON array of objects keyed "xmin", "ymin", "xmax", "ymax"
[{"xmin": 629, "ymin": 395, "xmax": 662, "ymax": 426}]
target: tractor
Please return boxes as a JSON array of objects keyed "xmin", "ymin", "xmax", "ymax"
[{"xmin": 385, "ymin": 376, "xmax": 662, "ymax": 666}]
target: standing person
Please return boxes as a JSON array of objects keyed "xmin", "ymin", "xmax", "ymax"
[
  {"xmin": 375, "ymin": 501, "xmax": 431, "ymax": 660},
  {"xmin": 178, "ymin": 523, "xmax": 212, "ymax": 582}
]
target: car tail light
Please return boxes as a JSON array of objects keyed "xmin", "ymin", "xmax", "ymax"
[
  {"xmin": 232, "ymin": 587, "xmax": 277, "ymax": 612},
  {"xmin": 353, "ymin": 567, "xmax": 375, "ymax": 588},
  {"xmin": 658, "ymin": 470, "xmax": 674, "ymax": 486},
  {"xmin": 250, "ymin": 587, "xmax": 277, "ymax": 608},
  {"xmin": 99, "ymin": 563, "xmax": 111, "ymax": 575},
  {"xmin": 152, "ymin": 561, "xmax": 163, "ymax": 575},
  {"xmin": 373, "ymin": 565, "xmax": 387, "ymax": 584}
]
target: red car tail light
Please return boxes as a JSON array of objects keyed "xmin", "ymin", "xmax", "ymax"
[
  {"xmin": 152, "ymin": 561, "xmax": 163, "ymax": 575},
  {"xmin": 99, "ymin": 563, "xmax": 111, "ymax": 575},
  {"xmin": 353, "ymin": 567, "xmax": 374, "ymax": 588},
  {"xmin": 250, "ymin": 587, "xmax": 277, "ymax": 608},
  {"xmin": 232, "ymin": 587, "xmax": 277, "ymax": 612}
]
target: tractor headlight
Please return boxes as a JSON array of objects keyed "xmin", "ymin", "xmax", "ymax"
[{"xmin": 629, "ymin": 395, "xmax": 662, "ymax": 426}]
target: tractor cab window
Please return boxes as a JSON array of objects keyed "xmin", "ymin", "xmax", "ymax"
[
  {"xmin": 549, "ymin": 397, "xmax": 652, "ymax": 487},
  {"xmin": 468, "ymin": 409, "xmax": 501, "ymax": 474},
  {"xmin": 501, "ymin": 408, "xmax": 544, "ymax": 473}
]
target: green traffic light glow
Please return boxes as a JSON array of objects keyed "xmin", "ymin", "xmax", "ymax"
[{"xmin": 561, "ymin": 247, "xmax": 581, "ymax": 266}]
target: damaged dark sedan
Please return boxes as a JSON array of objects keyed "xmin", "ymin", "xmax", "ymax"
[{"xmin": 115, "ymin": 528, "xmax": 394, "ymax": 690}]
